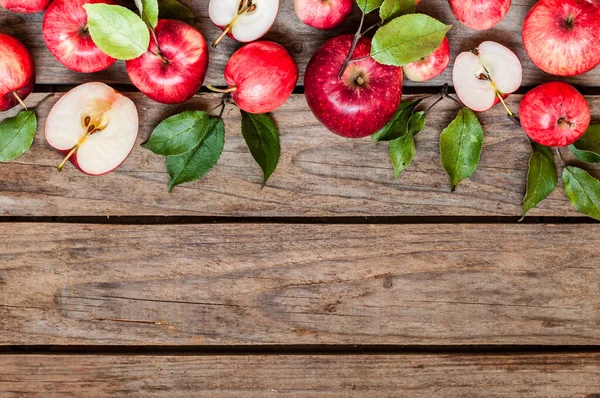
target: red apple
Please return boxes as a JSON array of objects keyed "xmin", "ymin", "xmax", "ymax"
[
  {"xmin": 294, "ymin": 0, "xmax": 352, "ymax": 30},
  {"xmin": 304, "ymin": 35, "xmax": 403, "ymax": 138},
  {"xmin": 218, "ymin": 41, "xmax": 298, "ymax": 114},
  {"xmin": 453, "ymin": 41, "xmax": 522, "ymax": 112},
  {"xmin": 520, "ymin": 82, "xmax": 590, "ymax": 147},
  {"xmin": 522, "ymin": 0, "xmax": 600, "ymax": 76},
  {"xmin": 0, "ymin": 0, "xmax": 51, "ymax": 13},
  {"xmin": 43, "ymin": 0, "xmax": 117, "ymax": 73},
  {"xmin": 0, "ymin": 33, "xmax": 35, "ymax": 112},
  {"xmin": 448, "ymin": 0, "xmax": 511, "ymax": 30},
  {"xmin": 403, "ymin": 37, "xmax": 450, "ymax": 82},
  {"xmin": 45, "ymin": 82, "xmax": 139, "ymax": 176},
  {"xmin": 126, "ymin": 19, "xmax": 209, "ymax": 104},
  {"xmin": 209, "ymin": 0, "xmax": 279, "ymax": 47}
]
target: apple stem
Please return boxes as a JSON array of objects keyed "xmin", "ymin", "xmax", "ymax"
[
  {"xmin": 212, "ymin": 0, "xmax": 255, "ymax": 48},
  {"xmin": 206, "ymin": 84, "xmax": 237, "ymax": 94},
  {"xmin": 338, "ymin": 11, "xmax": 365, "ymax": 80},
  {"xmin": 57, "ymin": 145, "xmax": 78, "ymax": 172},
  {"xmin": 12, "ymin": 92, "xmax": 27, "ymax": 110},
  {"xmin": 212, "ymin": 24, "xmax": 232, "ymax": 48},
  {"xmin": 495, "ymin": 90, "xmax": 516, "ymax": 118}
]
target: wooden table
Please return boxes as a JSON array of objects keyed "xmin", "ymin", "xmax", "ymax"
[{"xmin": 1, "ymin": 1, "xmax": 600, "ymax": 396}]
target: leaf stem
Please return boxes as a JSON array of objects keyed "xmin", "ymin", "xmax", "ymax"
[
  {"xmin": 12, "ymin": 92, "xmax": 27, "ymax": 110},
  {"xmin": 338, "ymin": 11, "xmax": 366, "ymax": 80},
  {"xmin": 555, "ymin": 147, "xmax": 566, "ymax": 167}
]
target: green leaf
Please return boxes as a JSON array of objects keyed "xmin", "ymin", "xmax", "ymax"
[
  {"xmin": 144, "ymin": 111, "xmax": 209, "ymax": 157},
  {"xmin": 389, "ymin": 132, "xmax": 415, "ymax": 178},
  {"xmin": 240, "ymin": 111, "xmax": 280, "ymax": 186},
  {"xmin": 159, "ymin": 0, "xmax": 195, "ymax": 25},
  {"xmin": 84, "ymin": 4, "xmax": 150, "ymax": 60},
  {"xmin": 135, "ymin": 0, "xmax": 159, "ymax": 28},
  {"xmin": 356, "ymin": 0, "xmax": 384, "ymax": 13},
  {"xmin": 0, "ymin": 110, "xmax": 37, "ymax": 162},
  {"xmin": 562, "ymin": 166, "xmax": 600, "ymax": 221},
  {"xmin": 521, "ymin": 143, "xmax": 557, "ymax": 218},
  {"xmin": 372, "ymin": 100, "xmax": 421, "ymax": 142},
  {"xmin": 407, "ymin": 111, "xmax": 426, "ymax": 136},
  {"xmin": 166, "ymin": 118, "xmax": 225, "ymax": 192},
  {"xmin": 440, "ymin": 107, "xmax": 484, "ymax": 191},
  {"xmin": 569, "ymin": 125, "xmax": 600, "ymax": 163},
  {"xmin": 380, "ymin": 0, "xmax": 416, "ymax": 22},
  {"xmin": 371, "ymin": 13, "xmax": 452, "ymax": 66}
]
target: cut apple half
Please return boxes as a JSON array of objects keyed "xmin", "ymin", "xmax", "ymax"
[
  {"xmin": 45, "ymin": 82, "xmax": 139, "ymax": 176},
  {"xmin": 209, "ymin": 0, "xmax": 279, "ymax": 47},
  {"xmin": 453, "ymin": 41, "xmax": 522, "ymax": 112}
]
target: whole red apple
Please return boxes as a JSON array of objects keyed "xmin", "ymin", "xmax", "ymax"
[
  {"xmin": 220, "ymin": 41, "xmax": 298, "ymax": 114},
  {"xmin": 448, "ymin": 0, "xmax": 511, "ymax": 30},
  {"xmin": 126, "ymin": 19, "xmax": 209, "ymax": 104},
  {"xmin": 294, "ymin": 0, "xmax": 353, "ymax": 30},
  {"xmin": 304, "ymin": 35, "xmax": 403, "ymax": 138},
  {"xmin": 520, "ymin": 82, "xmax": 590, "ymax": 147},
  {"xmin": 0, "ymin": 0, "xmax": 51, "ymax": 13},
  {"xmin": 403, "ymin": 37, "xmax": 450, "ymax": 82},
  {"xmin": 43, "ymin": 0, "xmax": 117, "ymax": 73},
  {"xmin": 0, "ymin": 33, "xmax": 35, "ymax": 112},
  {"xmin": 522, "ymin": 0, "xmax": 600, "ymax": 76}
]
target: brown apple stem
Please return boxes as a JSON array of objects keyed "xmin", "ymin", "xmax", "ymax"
[
  {"xmin": 212, "ymin": 24, "xmax": 232, "ymax": 48},
  {"xmin": 12, "ymin": 92, "xmax": 27, "ymax": 110},
  {"xmin": 338, "ymin": 11, "xmax": 365, "ymax": 80},
  {"xmin": 206, "ymin": 84, "xmax": 237, "ymax": 94}
]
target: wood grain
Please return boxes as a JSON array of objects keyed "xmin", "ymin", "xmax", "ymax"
[
  {"xmin": 1, "ymin": 92, "xmax": 598, "ymax": 217},
  {"xmin": 1, "ymin": 353, "xmax": 600, "ymax": 397},
  {"xmin": 1, "ymin": 222, "xmax": 599, "ymax": 346},
  {"xmin": 1, "ymin": 0, "xmax": 599, "ymax": 87}
]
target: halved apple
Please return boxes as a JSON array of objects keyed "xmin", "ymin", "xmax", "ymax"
[
  {"xmin": 209, "ymin": 0, "xmax": 279, "ymax": 47},
  {"xmin": 452, "ymin": 41, "xmax": 522, "ymax": 112},
  {"xmin": 45, "ymin": 82, "xmax": 139, "ymax": 176}
]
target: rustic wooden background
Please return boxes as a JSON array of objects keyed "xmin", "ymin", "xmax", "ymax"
[{"xmin": 1, "ymin": 0, "xmax": 600, "ymax": 396}]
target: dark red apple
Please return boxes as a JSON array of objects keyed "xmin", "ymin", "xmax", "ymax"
[
  {"xmin": 522, "ymin": 0, "xmax": 600, "ymax": 76},
  {"xmin": 304, "ymin": 35, "xmax": 403, "ymax": 138},
  {"xmin": 520, "ymin": 82, "xmax": 590, "ymax": 147},
  {"xmin": 448, "ymin": 0, "xmax": 511, "ymax": 30},
  {"xmin": 43, "ymin": 0, "xmax": 117, "ymax": 73},
  {"xmin": 0, "ymin": 0, "xmax": 51, "ymax": 13},
  {"xmin": 0, "ymin": 33, "xmax": 35, "ymax": 112},
  {"xmin": 294, "ymin": 0, "xmax": 353, "ymax": 30},
  {"xmin": 126, "ymin": 19, "xmax": 209, "ymax": 104},
  {"xmin": 220, "ymin": 41, "xmax": 298, "ymax": 114}
]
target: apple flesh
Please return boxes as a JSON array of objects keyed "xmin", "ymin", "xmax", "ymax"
[
  {"xmin": 0, "ymin": 33, "xmax": 35, "ymax": 112},
  {"xmin": 43, "ymin": 0, "xmax": 117, "ymax": 73},
  {"xmin": 294, "ymin": 0, "xmax": 352, "ymax": 30},
  {"xmin": 520, "ymin": 82, "xmax": 590, "ymax": 147},
  {"xmin": 218, "ymin": 41, "xmax": 298, "ymax": 114},
  {"xmin": 209, "ymin": 0, "xmax": 279, "ymax": 47},
  {"xmin": 403, "ymin": 37, "xmax": 450, "ymax": 82},
  {"xmin": 304, "ymin": 35, "xmax": 403, "ymax": 138},
  {"xmin": 448, "ymin": 0, "xmax": 511, "ymax": 30},
  {"xmin": 45, "ymin": 82, "xmax": 139, "ymax": 176},
  {"xmin": 126, "ymin": 19, "xmax": 209, "ymax": 105},
  {"xmin": 522, "ymin": 0, "xmax": 600, "ymax": 76},
  {"xmin": 0, "ymin": 0, "xmax": 51, "ymax": 13},
  {"xmin": 453, "ymin": 41, "xmax": 522, "ymax": 112}
]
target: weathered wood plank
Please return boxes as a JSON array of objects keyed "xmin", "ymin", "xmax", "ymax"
[
  {"xmin": 1, "ymin": 0, "xmax": 599, "ymax": 87},
  {"xmin": 1, "ymin": 223, "xmax": 599, "ymax": 346},
  {"xmin": 1, "ymin": 353, "xmax": 600, "ymax": 397},
  {"xmin": 1, "ymin": 92, "xmax": 597, "ymax": 217}
]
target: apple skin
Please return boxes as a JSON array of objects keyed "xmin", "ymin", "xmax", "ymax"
[
  {"xmin": 522, "ymin": 0, "xmax": 600, "ymax": 76},
  {"xmin": 448, "ymin": 0, "xmax": 511, "ymax": 30},
  {"xmin": 224, "ymin": 41, "xmax": 298, "ymax": 114},
  {"xmin": 403, "ymin": 37, "xmax": 450, "ymax": 82},
  {"xmin": 126, "ymin": 19, "xmax": 209, "ymax": 104},
  {"xmin": 304, "ymin": 35, "xmax": 403, "ymax": 139},
  {"xmin": 294, "ymin": 0, "xmax": 353, "ymax": 30},
  {"xmin": 520, "ymin": 82, "xmax": 590, "ymax": 147},
  {"xmin": 43, "ymin": 0, "xmax": 117, "ymax": 73},
  {"xmin": 0, "ymin": 33, "xmax": 35, "ymax": 112},
  {"xmin": 0, "ymin": 0, "xmax": 51, "ymax": 13}
]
